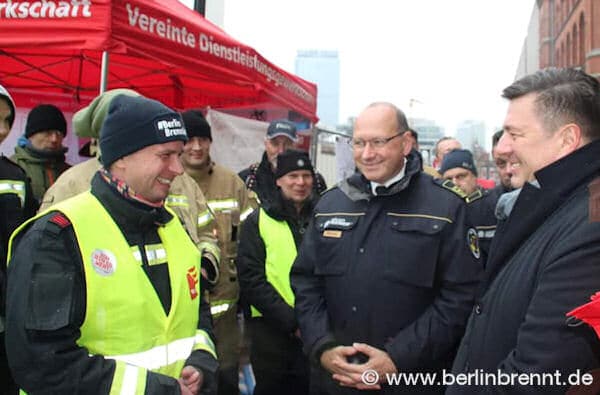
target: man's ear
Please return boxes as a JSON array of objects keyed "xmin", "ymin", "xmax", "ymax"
[{"xmin": 559, "ymin": 123, "xmax": 583, "ymax": 155}]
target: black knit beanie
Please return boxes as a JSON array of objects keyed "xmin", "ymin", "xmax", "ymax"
[
  {"xmin": 99, "ymin": 95, "xmax": 188, "ymax": 168},
  {"xmin": 275, "ymin": 149, "xmax": 314, "ymax": 179},
  {"xmin": 181, "ymin": 110, "xmax": 212, "ymax": 141},
  {"xmin": 440, "ymin": 148, "xmax": 478, "ymax": 176},
  {"xmin": 25, "ymin": 104, "xmax": 67, "ymax": 138}
]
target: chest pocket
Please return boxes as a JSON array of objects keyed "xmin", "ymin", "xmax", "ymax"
[
  {"xmin": 313, "ymin": 213, "xmax": 362, "ymax": 275},
  {"xmin": 386, "ymin": 213, "xmax": 449, "ymax": 288}
]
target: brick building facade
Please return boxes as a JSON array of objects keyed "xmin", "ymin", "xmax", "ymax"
[{"xmin": 538, "ymin": 0, "xmax": 600, "ymax": 77}]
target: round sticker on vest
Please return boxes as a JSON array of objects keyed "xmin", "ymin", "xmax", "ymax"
[{"xmin": 91, "ymin": 249, "xmax": 117, "ymax": 276}]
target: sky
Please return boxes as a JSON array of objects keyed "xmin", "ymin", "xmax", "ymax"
[{"xmin": 183, "ymin": 0, "xmax": 536, "ymax": 142}]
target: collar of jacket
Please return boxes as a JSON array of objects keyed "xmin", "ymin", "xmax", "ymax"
[
  {"xmin": 184, "ymin": 158, "xmax": 215, "ymax": 182},
  {"xmin": 261, "ymin": 187, "xmax": 317, "ymax": 223},
  {"xmin": 14, "ymin": 144, "xmax": 68, "ymax": 164},
  {"xmin": 90, "ymin": 171, "xmax": 172, "ymax": 233},
  {"xmin": 535, "ymin": 138, "xmax": 600, "ymax": 197},
  {"xmin": 339, "ymin": 149, "xmax": 422, "ymax": 201}
]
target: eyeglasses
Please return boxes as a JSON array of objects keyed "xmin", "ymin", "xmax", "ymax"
[{"xmin": 350, "ymin": 132, "xmax": 403, "ymax": 150}]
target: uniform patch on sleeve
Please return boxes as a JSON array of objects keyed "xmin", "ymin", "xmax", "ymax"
[
  {"xmin": 467, "ymin": 228, "xmax": 480, "ymax": 259},
  {"xmin": 49, "ymin": 213, "xmax": 71, "ymax": 228}
]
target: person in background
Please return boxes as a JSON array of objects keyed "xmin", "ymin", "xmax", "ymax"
[
  {"xmin": 181, "ymin": 110, "xmax": 253, "ymax": 395},
  {"xmin": 406, "ymin": 127, "xmax": 440, "ymax": 177},
  {"xmin": 11, "ymin": 104, "xmax": 70, "ymax": 205},
  {"xmin": 6, "ymin": 94, "xmax": 219, "ymax": 394},
  {"xmin": 490, "ymin": 130, "xmax": 513, "ymax": 197},
  {"xmin": 0, "ymin": 84, "xmax": 36, "ymax": 395},
  {"xmin": 291, "ymin": 102, "xmax": 481, "ymax": 394},
  {"xmin": 440, "ymin": 149, "xmax": 498, "ymax": 266},
  {"xmin": 237, "ymin": 149, "xmax": 317, "ymax": 395},
  {"xmin": 432, "ymin": 136, "xmax": 461, "ymax": 170},
  {"xmin": 448, "ymin": 67, "xmax": 600, "ymax": 394},
  {"xmin": 39, "ymin": 89, "xmax": 221, "ymax": 291},
  {"xmin": 239, "ymin": 119, "xmax": 326, "ymax": 207}
]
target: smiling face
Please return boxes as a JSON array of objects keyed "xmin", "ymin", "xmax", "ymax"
[
  {"xmin": 500, "ymin": 93, "xmax": 570, "ymax": 186},
  {"xmin": 352, "ymin": 104, "xmax": 411, "ymax": 184},
  {"xmin": 182, "ymin": 136, "xmax": 211, "ymax": 169},
  {"xmin": 276, "ymin": 169, "xmax": 314, "ymax": 205},
  {"xmin": 111, "ymin": 141, "xmax": 184, "ymax": 203}
]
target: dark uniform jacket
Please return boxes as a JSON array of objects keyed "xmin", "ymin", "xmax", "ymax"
[
  {"xmin": 239, "ymin": 152, "xmax": 327, "ymax": 206},
  {"xmin": 5, "ymin": 172, "xmax": 218, "ymax": 395},
  {"xmin": 236, "ymin": 191, "xmax": 316, "ymax": 334},
  {"xmin": 291, "ymin": 152, "xmax": 482, "ymax": 394},
  {"xmin": 0, "ymin": 156, "xmax": 36, "ymax": 309},
  {"xmin": 448, "ymin": 139, "xmax": 600, "ymax": 395}
]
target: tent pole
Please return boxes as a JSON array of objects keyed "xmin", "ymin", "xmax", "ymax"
[{"xmin": 100, "ymin": 51, "xmax": 109, "ymax": 94}]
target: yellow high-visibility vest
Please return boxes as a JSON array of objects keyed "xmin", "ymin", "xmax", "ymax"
[
  {"xmin": 251, "ymin": 207, "xmax": 297, "ymax": 317},
  {"xmin": 10, "ymin": 192, "xmax": 216, "ymax": 395}
]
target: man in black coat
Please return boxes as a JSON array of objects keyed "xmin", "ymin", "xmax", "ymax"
[
  {"xmin": 448, "ymin": 68, "xmax": 600, "ymax": 394},
  {"xmin": 0, "ymin": 84, "xmax": 36, "ymax": 395},
  {"xmin": 291, "ymin": 102, "xmax": 482, "ymax": 394}
]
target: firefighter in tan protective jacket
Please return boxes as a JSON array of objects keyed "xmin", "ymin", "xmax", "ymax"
[
  {"xmin": 181, "ymin": 110, "xmax": 253, "ymax": 395},
  {"xmin": 40, "ymin": 89, "xmax": 220, "ymax": 286}
]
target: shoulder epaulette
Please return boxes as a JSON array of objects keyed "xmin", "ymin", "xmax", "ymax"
[
  {"xmin": 465, "ymin": 188, "xmax": 484, "ymax": 203},
  {"xmin": 434, "ymin": 178, "xmax": 468, "ymax": 199}
]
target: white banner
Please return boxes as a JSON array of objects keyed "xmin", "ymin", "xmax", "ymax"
[{"xmin": 206, "ymin": 109, "xmax": 268, "ymax": 173}]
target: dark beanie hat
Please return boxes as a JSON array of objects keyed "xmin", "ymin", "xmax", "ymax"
[
  {"xmin": 440, "ymin": 148, "xmax": 478, "ymax": 176},
  {"xmin": 99, "ymin": 95, "xmax": 188, "ymax": 168},
  {"xmin": 181, "ymin": 110, "xmax": 212, "ymax": 141},
  {"xmin": 25, "ymin": 104, "xmax": 67, "ymax": 138},
  {"xmin": 275, "ymin": 149, "xmax": 314, "ymax": 179}
]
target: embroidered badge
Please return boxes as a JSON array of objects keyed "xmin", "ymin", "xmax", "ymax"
[
  {"xmin": 187, "ymin": 266, "xmax": 199, "ymax": 300},
  {"xmin": 467, "ymin": 228, "xmax": 481, "ymax": 259},
  {"xmin": 91, "ymin": 249, "xmax": 117, "ymax": 276}
]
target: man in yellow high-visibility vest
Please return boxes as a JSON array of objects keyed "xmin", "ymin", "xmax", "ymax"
[
  {"xmin": 236, "ymin": 149, "xmax": 318, "ymax": 395},
  {"xmin": 6, "ymin": 95, "xmax": 218, "ymax": 395}
]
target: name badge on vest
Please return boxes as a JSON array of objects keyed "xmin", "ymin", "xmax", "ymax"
[
  {"xmin": 91, "ymin": 249, "xmax": 117, "ymax": 276},
  {"xmin": 323, "ymin": 230, "xmax": 342, "ymax": 238}
]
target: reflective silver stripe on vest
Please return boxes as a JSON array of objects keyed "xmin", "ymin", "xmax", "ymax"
[
  {"xmin": 165, "ymin": 194, "xmax": 189, "ymax": 207},
  {"xmin": 197, "ymin": 210, "xmax": 213, "ymax": 227},
  {"xmin": 121, "ymin": 364, "xmax": 141, "ymax": 395},
  {"xmin": 131, "ymin": 245, "xmax": 167, "ymax": 266},
  {"xmin": 0, "ymin": 180, "xmax": 25, "ymax": 206},
  {"xmin": 210, "ymin": 302, "xmax": 231, "ymax": 316},
  {"xmin": 239, "ymin": 207, "xmax": 254, "ymax": 222},
  {"xmin": 106, "ymin": 336, "xmax": 197, "ymax": 371},
  {"xmin": 207, "ymin": 199, "xmax": 238, "ymax": 212}
]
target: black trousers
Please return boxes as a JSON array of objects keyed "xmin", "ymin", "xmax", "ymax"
[{"xmin": 248, "ymin": 319, "xmax": 309, "ymax": 395}]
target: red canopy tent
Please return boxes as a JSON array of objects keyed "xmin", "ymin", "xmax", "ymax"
[{"xmin": 0, "ymin": 0, "xmax": 317, "ymax": 121}]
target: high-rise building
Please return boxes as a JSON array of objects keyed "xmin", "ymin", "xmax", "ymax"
[
  {"xmin": 295, "ymin": 50, "xmax": 340, "ymax": 128},
  {"xmin": 456, "ymin": 120, "xmax": 486, "ymax": 151},
  {"xmin": 409, "ymin": 117, "xmax": 445, "ymax": 165}
]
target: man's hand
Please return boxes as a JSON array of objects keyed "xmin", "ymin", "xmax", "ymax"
[
  {"xmin": 329, "ymin": 343, "xmax": 397, "ymax": 390},
  {"xmin": 178, "ymin": 366, "xmax": 204, "ymax": 395}
]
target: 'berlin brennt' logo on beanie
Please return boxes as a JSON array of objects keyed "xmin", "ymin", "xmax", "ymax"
[
  {"xmin": 100, "ymin": 95, "xmax": 188, "ymax": 168},
  {"xmin": 157, "ymin": 118, "xmax": 186, "ymax": 138}
]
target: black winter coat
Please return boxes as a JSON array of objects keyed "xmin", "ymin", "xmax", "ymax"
[{"xmin": 448, "ymin": 140, "xmax": 600, "ymax": 395}]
